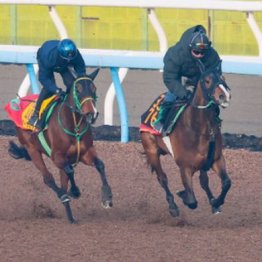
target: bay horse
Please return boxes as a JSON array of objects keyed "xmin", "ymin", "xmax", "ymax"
[
  {"xmin": 8, "ymin": 69, "xmax": 113, "ymax": 223},
  {"xmin": 141, "ymin": 61, "xmax": 231, "ymax": 217}
]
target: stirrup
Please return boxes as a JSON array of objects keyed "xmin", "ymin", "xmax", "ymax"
[
  {"xmin": 28, "ymin": 116, "xmax": 42, "ymax": 129},
  {"xmin": 152, "ymin": 121, "xmax": 164, "ymax": 133}
]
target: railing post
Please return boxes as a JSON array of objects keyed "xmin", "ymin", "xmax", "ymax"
[
  {"xmin": 26, "ymin": 64, "xmax": 40, "ymax": 94},
  {"xmin": 110, "ymin": 67, "xmax": 129, "ymax": 143}
]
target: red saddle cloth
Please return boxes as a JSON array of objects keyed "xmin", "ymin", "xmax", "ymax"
[
  {"xmin": 5, "ymin": 94, "xmax": 57, "ymax": 131},
  {"xmin": 5, "ymin": 94, "xmax": 39, "ymax": 131}
]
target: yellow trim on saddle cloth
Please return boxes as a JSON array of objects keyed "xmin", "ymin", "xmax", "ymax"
[
  {"xmin": 142, "ymin": 93, "xmax": 165, "ymax": 127},
  {"xmin": 39, "ymin": 95, "xmax": 57, "ymax": 116},
  {"xmin": 21, "ymin": 102, "xmax": 37, "ymax": 130},
  {"xmin": 21, "ymin": 95, "xmax": 57, "ymax": 131}
]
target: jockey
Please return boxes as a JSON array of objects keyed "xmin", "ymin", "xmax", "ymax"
[
  {"xmin": 153, "ymin": 25, "xmax": 222, "ymax": 135},
  {"xmin": 28, "ymin": 38, "xmax": 86, "ymax": 129}
]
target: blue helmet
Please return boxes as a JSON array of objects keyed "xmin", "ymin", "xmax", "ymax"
[
  {"xmin": 57, "ymin": 39, "xmax": 77, "ymax": 60},
  {"xmin": 189, "ymin": 30, "xmax": 211, "ymax": 52}
]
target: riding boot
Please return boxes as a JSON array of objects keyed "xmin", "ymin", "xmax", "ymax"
[
  {"xmin": 28, "ymin": 110, "xmax": 42, "ymax": 129},
  {"xmin": 28, "ymin": 93, "xmax": 45, "ymax": 129},
  {"xmin": 153, "ymin": 102, "xmax": 172, "ymax": 135}
]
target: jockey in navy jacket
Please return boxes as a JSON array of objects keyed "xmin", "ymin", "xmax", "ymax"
[
  {"xmin": 37, "ymin": 39, "xmax": 86, "ymax": 94},
  {"xmin": 28, "ymin": 39, "xmax": 86, "ymax": 129}
]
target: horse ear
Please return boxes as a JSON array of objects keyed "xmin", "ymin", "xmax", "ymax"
[{"xmin": 88, "ymin": 68, "xmax": 100, "ymax": 81}]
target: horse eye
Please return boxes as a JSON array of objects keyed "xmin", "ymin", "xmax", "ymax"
[
  {"xmin": 91, "ymin": 84, "xmax": 96, "ymax": 93},
  {"xmin": 77, "ymin": 84, "xmax": 83, "ymax": 93},
  {"xmin": 205, "ymin": 79, "xmax": 211, "ymax": 86}
]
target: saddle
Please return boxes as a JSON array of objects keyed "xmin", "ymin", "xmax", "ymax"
[
  {"xmin": 140, "ymin": 92, "xmax": 187, "ymax": 136},
  {"xmin": 5, "ymin": 94, "xmax": 59, "ymax": 131}
]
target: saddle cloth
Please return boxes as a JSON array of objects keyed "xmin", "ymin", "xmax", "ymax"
[
  {"xmin": 5, "ymin": 94, "xmax": 58, "ymax": 131},
  {"xmin": 139, "ymin": 92, "xmax": 187, "ymax": 136}
]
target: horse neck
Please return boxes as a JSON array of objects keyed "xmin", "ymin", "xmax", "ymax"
[{"xmin": 185, "ymin": 83, "xmax": 216, "ymax": 133}]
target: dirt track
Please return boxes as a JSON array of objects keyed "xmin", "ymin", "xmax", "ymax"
[{"xmin": 0, "ymin": 136, "xmax": 262, "ymax": 262}]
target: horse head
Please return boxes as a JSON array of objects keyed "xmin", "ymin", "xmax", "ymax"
[
  {"xmin": 196, "ymin": 60, "xmax": 231, "ymax": 109},
  {"xmin": 71, "ymin": 68, "xmax": 100, "ymax": 124}
]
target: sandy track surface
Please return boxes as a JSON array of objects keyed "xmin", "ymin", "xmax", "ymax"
[{"xmin": 0, "ymin": 136, "xmax": 261, "ymax": 262}]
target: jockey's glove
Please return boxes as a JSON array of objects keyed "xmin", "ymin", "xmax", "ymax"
[
  {"xmin": 186, "ymin": 85, "xmax": 195, "ymax": 94},
  {"xmin": 56, "ymin": 88, "xmax": 66, "ymax": 99},
  {"xmin": 176, "ymin": 86, "xmax": 187, "ymax": 99},
  {"xmin": 55, "ymin": 87, "xmax": 63, "ymax": 94}
]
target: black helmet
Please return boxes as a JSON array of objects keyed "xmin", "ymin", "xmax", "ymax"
[
  {"xmin": 189, "ymin": 30, "xmax": 211, "ymax": 52},
  {"xmin": 57, "ymin": 39, "xmax": 77, "ymax": 61}
]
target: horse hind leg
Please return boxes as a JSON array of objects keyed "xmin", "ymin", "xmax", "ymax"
[
  {"xmin": 94, "ymin": 157, "xmax": 113, "ymax": 209},
  {"xmin": 141, "ymin": 133, "xmax": 179, "ymax": 217},
  {"xmin": 149, "ymin": 152, "xmax": 179, "ymax": 217},
  {"xmin": 158, "ymin": 171, "xmax": 180, "ymax": 217}
]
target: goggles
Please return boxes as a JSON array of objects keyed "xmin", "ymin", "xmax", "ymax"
[{"xmin": 194, "ymin": 42, "xmax": 209, "ymax": 49}]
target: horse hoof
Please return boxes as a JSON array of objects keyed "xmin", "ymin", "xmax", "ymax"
[
  {"xmin": 101, "ymin": 200, "xmax": 113, "ymax": 209},
  {"xmin": 177, "ymin": 190, "xmax": 197, "ymax": 209},
  {"xmin": 70, "ymin": 187, "xmax": 81, "ymax": 199},
  {"xmin": 60, "ymin": 194, "xmax": 70, "ymax": 203},
  {"xmin": 212, "ymin": 206, "xmax": 221, "ymax": 214},
  {"xmin": 69, "ymin": 218, "xmax": 78, "ymax": 224},
  {"xmin": 188, "ymin": 202, "xmax": 198, "ymax": 210},
  {"xmin": 169, "ymin": 208, "xmax": 180, "ymax": 217}
]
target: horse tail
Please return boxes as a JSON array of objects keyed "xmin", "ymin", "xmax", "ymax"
[
  {"xmin": 202, "ymin": 140, "xmax": 215, "ymax": 171},
  {"xmin": 8, "ymin": 140, "xmax": 31, "ymax": 161}
]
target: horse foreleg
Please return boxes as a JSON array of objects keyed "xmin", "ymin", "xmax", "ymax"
[
  {"xmin": 199, "ymin": 170, "xmax": 221, "ymax": 214},
  {"xmin": 57, "ymin": 169, "xmax": 76, "ymax": 224},
  {"xmin": 177, "ymin": 168, "xmax": 198, "ymax": 209},
  {"xmin": 211, "ymin": 156, "xmax": 231, "ymax": 211},
  {"xmin": 62, "ymin": 165, "xmax": 81, "ymax": 199},
  {"xmin": 93, "ymin": 157, "xmax": 113, "ymax": 209}
]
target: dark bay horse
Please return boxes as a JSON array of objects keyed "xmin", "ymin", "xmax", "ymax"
[
  {"xmin": 141, "ymin": 62, "xmax": 231, "ymax": 217},
  {"xmin": 9, "ymin": 69, "xmax": 113, "ymax": 223}
]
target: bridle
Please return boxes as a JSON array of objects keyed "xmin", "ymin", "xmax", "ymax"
[
  {"xmin": 72, "ymin": 76, "xmax": 97, "ymax": 115},
  {"xmin": 57, "ymin": 76, "xmax": 98, "ymax": 165},
  {"xmin": 190, "ymin": 60, "xmax": 230, "ymax": 109}
]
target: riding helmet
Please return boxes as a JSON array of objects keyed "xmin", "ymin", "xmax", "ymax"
[
  {"xmin": 189, "ymin": 30, "xmax": 211, "ymax": 52},
  {"xmin": 57, "ymin": 39, "xmax": 77, "ymax": 60}
]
